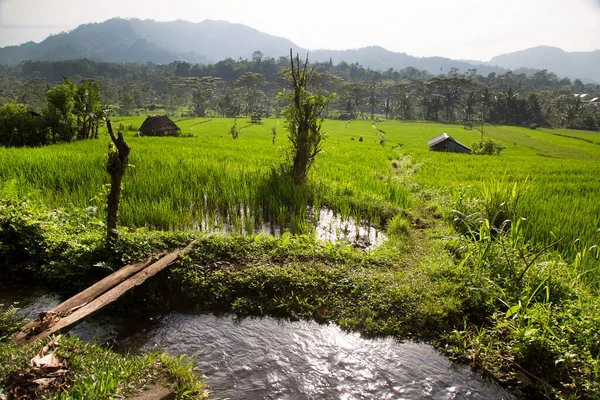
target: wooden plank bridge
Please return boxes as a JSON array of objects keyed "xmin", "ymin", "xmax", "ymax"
[{"xmin": 12, "ymin": 240, "xmax": 195, "ymax": 345}]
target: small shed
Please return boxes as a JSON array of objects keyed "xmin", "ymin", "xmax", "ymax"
[
  {"xmin": 529, "ymin": 123, "xmax": 540, "ymax": 130},
  {"xmin": 428, "ymin": 133, "xmax": 471, "ymax": 153},
  {"xmin": 138, "ymin": 115, "xmax": 181, "ymax": 136}
]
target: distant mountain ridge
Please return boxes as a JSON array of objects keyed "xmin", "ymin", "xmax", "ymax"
[
  {"xmin": 487, "ymin": 46, "xmax": 600, "ymax": 83},
  {"xmin": 0, "ymin": 18, "xmax": 598, "ymax": 82}
]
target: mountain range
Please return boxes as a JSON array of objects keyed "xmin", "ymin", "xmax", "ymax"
[{"xmin": 0, "ymin": 18, "xmax": 598, "ymax": 83}]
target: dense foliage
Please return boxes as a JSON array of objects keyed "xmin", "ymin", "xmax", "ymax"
[
  {"xmin": 1, "ymin": 57, "xmax": 598, "ymax": 131},
  {"xmin": 0, "ymin": 334, "xmax": 209, "ymax": 399},
  {"xmin": 0, "ymin": 76, "xmax": 107, "ymax": 147}
]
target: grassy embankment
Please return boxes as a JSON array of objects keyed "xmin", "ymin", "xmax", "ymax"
[{"xmin": 1, "ymin": 118, "xmax": 599, "ymax": 399}]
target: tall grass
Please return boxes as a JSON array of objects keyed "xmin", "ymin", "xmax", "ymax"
[
  {"xmin": 0, "ymin": 118, "xmax": 597, "ymax": 256},
  {"xmin": 0, "ymin": 118, "xmax": 411, "ymax": 234},
  {"xmin": 397, "ymin": 122, "xmax": 600, "ymax": 257}
]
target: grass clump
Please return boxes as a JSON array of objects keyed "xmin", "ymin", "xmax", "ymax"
[{"xmin": 386, "ymin": 213, "xmax": 411, "ymax": 237}]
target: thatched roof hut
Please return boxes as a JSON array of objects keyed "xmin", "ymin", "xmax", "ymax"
[{"xmin": 139, "ymin": 115, "xmax": 181, "ymax": 136}]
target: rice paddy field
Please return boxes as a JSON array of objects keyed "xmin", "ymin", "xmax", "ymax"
[
  {"xmin": 0, "ymin": 117, "xmax": 598, "ymax": 256},
  {"xmin": 3, "ymin": 117, "xmax": 600, "ymax": 399}
]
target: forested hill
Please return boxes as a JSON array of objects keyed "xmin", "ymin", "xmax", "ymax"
[
  {"xmin": 1, "ymin": 18, "xmax": 599, "ymax": 82},
  {"xmin": 308, "ymin": 46, "xmax": 504, "ymax": 77},
  {"xmin": 0, "ymin": 18, "xmax": 301, "ymax": 66}
]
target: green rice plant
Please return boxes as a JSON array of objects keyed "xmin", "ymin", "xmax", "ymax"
[
  {"xmin": 450, "ymin": 178, "xmax": 526, "ymax": 240},
  {"xmin": 0, "ymin": 118, "xmax": 596, "ymax": 257}
]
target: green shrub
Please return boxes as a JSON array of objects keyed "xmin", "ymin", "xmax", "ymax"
[{"xmin": 471, "ymin": 137, "xmax": 506, "ymax": 155}]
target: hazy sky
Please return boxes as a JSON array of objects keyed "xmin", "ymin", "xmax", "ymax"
[{"xmin": 1, "ymin": 0, "xmax": 599, "ymax": 60}]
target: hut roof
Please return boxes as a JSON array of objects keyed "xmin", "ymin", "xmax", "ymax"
[
  {"xmin": 428, "ymin": 132, "xmax": 472, "ymax": 152},
  {"xmin": 427, "ymin": 133, "xmax": 451, "ymax": 147},
  {"xmin": 139, "ymin": 115, "xmax": 180, "ymax": 135}
]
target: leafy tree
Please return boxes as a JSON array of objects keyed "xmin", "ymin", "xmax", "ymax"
[
  {"xmin": 235, "ymin": 72, "xmax": 266, "ymax": 116},
  {"xmin": 366, "ymin": 79, "xmax": 380, "ymax": 120},
  {"xmin": 216, "ymin": 86, "xmax": 243, "ymax": 118},
  {"xmin": 480, "ymin": 86, "xmax": 492, "ymax": 136},
  {"xmin": 120, "ymin": 93, "xmax": 136, "ymax": 116},
  {"xmin": 463, "ymin": 92, "xmax": 476, "ymax": 121},
  {"xmin": 186, "ymin": 76, "xmax": 223, "ymax": 117},
  {"xmin": 17, "ymin": 77, "xmax": 47, "ymax": 112},
  {"xmin": 527, "ymin": 93, "xmax": 544, "ymax": 125},
  {"xmin": 431, "ymin": 77, "xmax": 471, "ymax": 121},
  {"xmin": 63, "ymin": 76, "xmax": 102, "ymax": 140},
  {"xmin": 251, "ymin": 50, "xmax": 264, "ymax": 64},
  {"xmin": 392, "ymin": 83, "xmax": 413, "ymax": 120},
  {"xmin": 339, "ymin": 82, "xmax": 365, "ymax": 118},
  {"xmin": 281, "ymin": 52, "xmax": 335, "ymax": 185},
  {"xmin": 44, "ymin": 82, "xmax": 77, "ymax": 142}
]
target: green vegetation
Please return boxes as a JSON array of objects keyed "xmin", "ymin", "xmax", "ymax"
[
  {"xmin": 281, "ymin": 52, "xmax": 334, "ymax": 185},
  {"xmin": 0, "ymin": 333, "xmax": 209, "ymax": 399},
  {"xmin": 0, "ymin": 76, "xmax": 107, "ymax": 147},
  {"xmin": 471, "ymin": 137, "xmax": 506, "ymax": 155},
  {"xmin": 0, "ymin": 118, "xmax": 597, "ymax": 253},
  {"xmin": 1, "ymin": 117, "xmax": 599, "ymax": 399},
  {"xmin": 2, "ymin": 55, "xmax": 599, "ymax": 132}
]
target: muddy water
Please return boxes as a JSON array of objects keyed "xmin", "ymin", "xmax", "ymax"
[{"xmin": 2, "ymin": 289, "xmax": 512, "ymax": 399}]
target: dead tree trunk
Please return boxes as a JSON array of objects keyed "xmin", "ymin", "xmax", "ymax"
[{"xmin": 106, "ymin": 119, "xmax": 130, "ymax": 240}]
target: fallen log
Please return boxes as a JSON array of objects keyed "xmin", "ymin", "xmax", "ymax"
[{"xmin": 13, "ymin": 241, "xmax": 195, "ymax": 345}]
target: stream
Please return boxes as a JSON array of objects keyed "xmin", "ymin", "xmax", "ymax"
[{"xmin": 1, "ymin": 288, "xmax": 513, "ymax": 399}]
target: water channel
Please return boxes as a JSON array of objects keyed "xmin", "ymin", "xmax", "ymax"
[{"xmin": 2, "ymin": 288, "xmax": 513, "ymax": 399}]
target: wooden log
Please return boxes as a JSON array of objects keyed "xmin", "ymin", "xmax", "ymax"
[{"xmin": 14, "ymin": 241, "xmax": 195, "ymax": 345}]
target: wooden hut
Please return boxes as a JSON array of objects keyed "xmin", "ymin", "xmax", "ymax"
[
  {"xmin": 428, "ymin": 133, "xmax": 471, "ymax": 153},
  {"xmin": 529, "ymin": 123, "xmax": 541, "ymax": 130},
  {"xmin": 138, "ymin": 115, "xmax": 181, "ymax": 136}
]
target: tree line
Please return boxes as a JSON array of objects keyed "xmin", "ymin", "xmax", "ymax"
[{"xmin": 1, "ymin": 52, "xmax": 599, "ymax": 141}]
